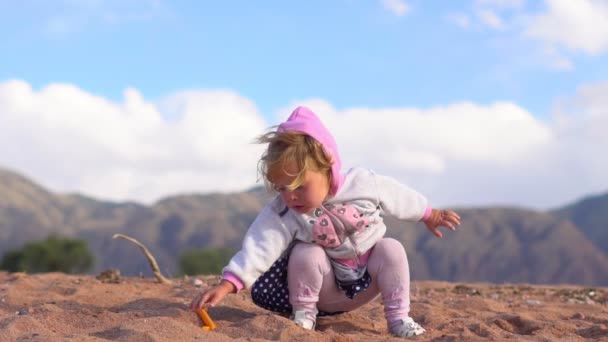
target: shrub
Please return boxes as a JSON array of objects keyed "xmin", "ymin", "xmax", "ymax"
[
  {"xmin": 0, "ymin": 234, "xmax": 94, "ymax": 274},
  {"xmin": 178, "ymin": 248, "xmax": 234, "ymax": 275}
]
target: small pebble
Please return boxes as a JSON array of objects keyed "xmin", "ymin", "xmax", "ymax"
[{"xmin": 571, "ymin": 312, "xmax": 585, "ymax": 320}]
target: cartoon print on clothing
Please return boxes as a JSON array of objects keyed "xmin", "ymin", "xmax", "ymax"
[{"xmin": 310, "ymin": 204, "xmax": 370, "ymax": 248}]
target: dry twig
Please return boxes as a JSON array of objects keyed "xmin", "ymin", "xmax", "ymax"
[{"xmin": 112, "ymin": 233, "xmax": 172, "ymax": 284}]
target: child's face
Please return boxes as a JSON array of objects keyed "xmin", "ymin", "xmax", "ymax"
[{"xmin": 273, "ymin": 161, "xmax": 330, "ymax": 215}]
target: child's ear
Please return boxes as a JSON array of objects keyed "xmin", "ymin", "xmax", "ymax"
[{"xmin": 326, "ymin": 151, "xmax": 335, "ymax": 164}]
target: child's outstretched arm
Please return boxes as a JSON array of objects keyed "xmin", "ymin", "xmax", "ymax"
[
  {"xmin": 190, "ymin": 199, "xmax": 297, "ymax": 312},
  {"xmin": 369, "ymin": 168, "xmax": 461, "ymax": 236},
  {"xmin": 422, "ymin": 209, "xmax": 461, "ymax": 238}
]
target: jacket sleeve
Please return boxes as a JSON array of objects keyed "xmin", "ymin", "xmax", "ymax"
[
  {"xmin": 372, "ymin": 170, "xmax": 429, "ymax": 222},
  {"xmin": 222, "ymin": 201, "xmax": 296, "ymax": 289}
]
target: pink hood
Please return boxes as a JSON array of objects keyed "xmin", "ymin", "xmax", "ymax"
[{"xmin": 277, "ymin": 106, "xmax": 345, "ymax": 195}]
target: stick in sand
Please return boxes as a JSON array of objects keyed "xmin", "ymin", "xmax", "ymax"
[{"xmin": 112, "ymin": 233, "xmax": 172, "ymax": 284}]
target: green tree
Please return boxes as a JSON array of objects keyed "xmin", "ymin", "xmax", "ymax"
[
  {"xmin": 0, "ymin": 234, "xmax": 94, "ymax": 274},
  {"xmin": 179, "ymin": 248, "xmax": 234, "ymax": 275}
]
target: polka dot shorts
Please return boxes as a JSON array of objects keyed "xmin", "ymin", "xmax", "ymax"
[{"xmin": 250, "ymin": 256, "xmax": 372, "ymax": 316}]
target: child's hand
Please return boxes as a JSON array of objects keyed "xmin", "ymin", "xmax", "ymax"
[
  {"xmin": 423, "ymin": 209, "xmax": 461, "ymax": 238},
  {"xmin": 190, "ymin": 280, "xmax": 236, "ymax": 311}
]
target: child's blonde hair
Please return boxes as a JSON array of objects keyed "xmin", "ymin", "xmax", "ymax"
[{"xmin": 257, "ymin": 129, "xmax": 332, "ymax": 192}]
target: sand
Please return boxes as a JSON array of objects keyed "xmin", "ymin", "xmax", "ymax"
[{"xmin": 1, "ymin": 271, "xmax": 607, "ymax": 341}]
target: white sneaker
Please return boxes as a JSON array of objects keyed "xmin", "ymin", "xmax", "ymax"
[
  {"xmin": 292, "ymin": 310, "xmax": 316, "ymax": 330},
  {"xmin": 389, "ymin": 317, "xmax": 426, "ymax": 338}
]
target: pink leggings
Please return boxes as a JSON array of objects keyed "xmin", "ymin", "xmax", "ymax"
[{"xmin": 287, "ymin": 238, "xmax": 410, "ymax": 324}]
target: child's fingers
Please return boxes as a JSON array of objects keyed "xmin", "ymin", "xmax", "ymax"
[
  {"xmin": 443, "ymin": 221, "xmax": 457, "ymax": 231},
  {"xmin": 441, "ymin": 210, "xmax": 459, "ymax": 218},
  {"xmin": 444, "ymin": 224, "xmax": 455, "ymax": 231},
  {"xmin": 430, "ymin": 226, "xmax": 443, "ymax": 238},
  {"xmin": 207, "ymin": 296, "xmax": 220, "ymax": 308},
  {"xmin": 450, "ymin": 211, "xmax": 460, "ymax": 225},
  {"xmin": 449, "ymin": 210, "xmax": 461, "ymax": 221},
  {"xmin": 436, "ymin": 219, "xmax": 457, "ymax": 233},
  {"xmin": 191, "ymin": 291, "xmax": 209, "ymax": 311},
  {"xmin": 442, "ymin": 212, "xmax": 461, "ymax": 227}
]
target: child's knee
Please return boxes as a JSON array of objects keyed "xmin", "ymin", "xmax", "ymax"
[
  {"xmin": 289, "ymin": 242, "xmax": 328, "ymax": 270},
  {"xmin": 374, "ymin": 238, "xmax": 407, "ymax": 263}
]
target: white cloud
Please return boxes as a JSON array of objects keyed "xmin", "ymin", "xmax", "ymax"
[
  {"xmin": 293, "ymin": 91, "xmax": 606, "ymax": 209},
  {"xmin": 0, "ymin": 80, "xmax": 266, "ymax": 203},
  {"xmin": 477, "ymin": 9, "xmax": 505, "ymax": 30},
  {"xmin": 552, "ymin": 81, "xmax": 608, "ymax": 144},
  {"xmin": 381, "ymin": 0, "xmax": 410, "ymax": 16},
  {"xmin": 525, "ymin": 0, "xmax": 608, "ymax": 55},
  {"xmin": 541, "ymin": 81, "xmax": 608, "ymax": 203},
  {"xmin": 455, "ymin": 0, "xmax": 607, "ymax": 69},
  {"xmin": 298, "ymin": 100, "xmax": 552, "ymax": 169},
  {"xmin": 289, "ymin": 99, "xmax": 560, "ymax": 208},
  {"xmin": 0, "ymin": 80, "xmax": 606, "ymax": 209}
]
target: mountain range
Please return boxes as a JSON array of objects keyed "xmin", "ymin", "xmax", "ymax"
[{"xmin": 1, "ymin": 167, "xmax": 607, "ymax": 286}]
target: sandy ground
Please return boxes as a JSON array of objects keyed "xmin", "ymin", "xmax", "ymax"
[{"xmin": 1, "ymin": 271, "xmax": 607, "ymax": 341}]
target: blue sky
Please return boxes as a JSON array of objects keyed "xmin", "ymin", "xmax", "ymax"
[
  {"xmin": 0, "ymin": 0, "xmax": 607, "ymax": 209},
  {"xmin": 3, "ymin": 0, "xmax": 605, "ymax": 116}
]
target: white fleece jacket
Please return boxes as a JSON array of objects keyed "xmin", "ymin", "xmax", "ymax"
[{"xmin": 222, "ymin": 167, "xmax": 428, "ymax": 289}]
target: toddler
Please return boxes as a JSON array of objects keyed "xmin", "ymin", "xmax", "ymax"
[{"xmin": 191, "ymin": 106, "xmax": 460, "ymax": 338}]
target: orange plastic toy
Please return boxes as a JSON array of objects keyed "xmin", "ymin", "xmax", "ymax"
[{"xmin": 195, "ymin": 307, "xmax": 217, "ymax": 331}]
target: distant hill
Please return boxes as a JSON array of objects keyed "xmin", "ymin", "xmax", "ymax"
[
  {"xmin": 384, "ymin": 208, "xmax": 608, "ymax": 285},
  {"xmin": 552, "ymin": 192, "xmax": 608, "ymax": 254},
  {"xmin": 0, "ymin": 168, "xmax": 66, "ymax": 254},
  {"xmin": 1, "ymin": 167, "xmax": 607, "ymax": 286}
]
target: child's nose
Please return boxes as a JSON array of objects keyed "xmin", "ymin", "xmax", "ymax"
[{"xmin": 285, "ymin": 190, "xmax": 298, "ymax": 202}]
